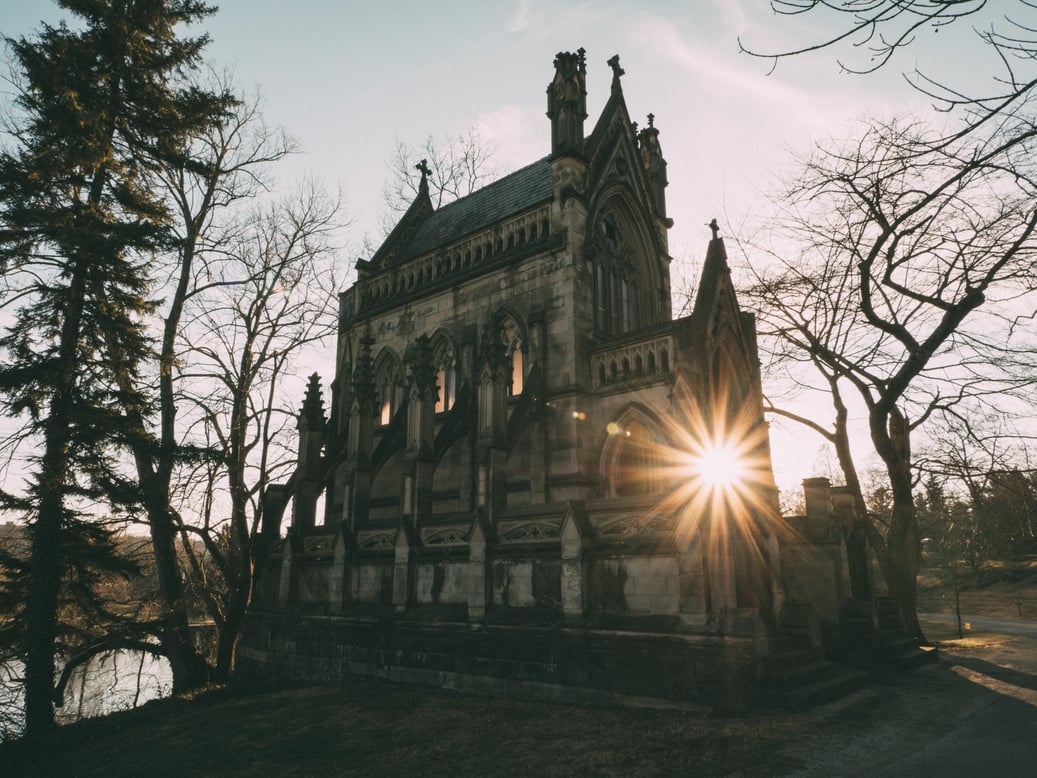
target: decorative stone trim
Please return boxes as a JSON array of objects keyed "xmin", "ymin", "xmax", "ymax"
[
  {"xmin": 303, "ymin": 534, "xmax": 335, "ymax": 557},
  {"xmin": 357, "ymin": 205, "xmax": 552, "ymax": 310},
  {"xmin": 357, "ymin": 530, "xmax": 395, "ymax": 550},
  {"xmin": 421, "ymin": 525, "xmax": 471, "ymax": 547},
  {"xmin": 591, "ymin": 333, "xmax": 671, "ymax": 388},
  {"xmin": 498, "ymin": 520, "xmax": 561, "ymax": 543}
]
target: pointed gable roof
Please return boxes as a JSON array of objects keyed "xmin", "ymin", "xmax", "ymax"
[
  {"xmin": 689, "ymin": 223, "xmax": 737, "ymax": 345},
  {"xmin": 368, "ymin": 157, "xmax": 554, "ymax": 271}
]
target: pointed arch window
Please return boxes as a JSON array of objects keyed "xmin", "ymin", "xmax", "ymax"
[
  {"xmin": 608, "ymin": 419, "xmax": 667, "ymax": 498},
  {"xmin": 433, "ymin": 341, "xmax": 457, "ymax": 414},
  {"xmin": 376, "ymin": 356, "xmax": 402, "ymax": 426},
  {"xmin": 593, "ymin": 210, "xmax": 641, "ymax": 336},
  {"xmin": 501, "ymin": 317, "xmax": 525, "ymax": 397}
]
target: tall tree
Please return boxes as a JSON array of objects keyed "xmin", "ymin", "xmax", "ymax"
[
  {"xmin": 0, "ymin": 0, "xmax": 231, "ymax": 736},
  {"xmin": 112, "ymin": 78, "xmax": 293, "ymax": 691}
]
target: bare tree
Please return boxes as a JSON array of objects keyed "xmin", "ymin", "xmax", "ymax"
[
  {"xmin": 741, "ymin": 115, "xmax": 1037, "ymax": 639},
  {"xmin": 104, "ymin": 76, "xmax": 297, "ymax": 691},
  {"xmin": 174, "ymin": 183, "xmax": 341, "ymax": 675},
  {"xmin": 741, "ymin": 1, "xmax": 1036, "ymax": 123},
  {"xmin": 380, "ymin": 126, "xmax": 500, "ymax": 232}
]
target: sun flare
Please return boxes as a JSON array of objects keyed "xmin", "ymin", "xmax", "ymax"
[{"xmin": 694, "ymin": 443, "xmax": 746, "ymax": 488}]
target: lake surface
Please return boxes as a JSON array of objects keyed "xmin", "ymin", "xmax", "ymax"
[{"xmin": 1, "ymin": 650, "xmax": 172, "ymax": 739}]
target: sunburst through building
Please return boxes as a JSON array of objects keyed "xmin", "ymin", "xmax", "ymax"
[{"xmin": 242, "ymin": 49, "xmax": 888, "ymax": 712}]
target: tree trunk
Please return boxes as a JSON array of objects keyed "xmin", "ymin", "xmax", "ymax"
[
  {"xmin": 214, "ymin": 566, "xmax": 252, "ymax": 677},
  {"xmin": 105, "ymin": 315, "xmax": 212, "ymax": 693},
  {"xmin": 147, "ymin": 497, "xmax": 211, "ymax": 692},
  {"xmin": 873, "ymin": 406, "xmax": 926, "ymax": 642},
  {"xmin": 23, "ymin": 257, "xmax": 89, "ymax": 737},
  {"xmin": 24, "ymin": 490, "xmax": 63, "ymax": 737}
]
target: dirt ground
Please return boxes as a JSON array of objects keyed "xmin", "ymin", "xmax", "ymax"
[{"xmin": 4, "ymin": 618, "xmax": 1035, "ymax": 778}]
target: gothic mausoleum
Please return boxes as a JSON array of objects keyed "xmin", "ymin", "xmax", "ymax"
[{"xmin": 239, "ymin": 50, "xmax": 894, "ymax": 711}]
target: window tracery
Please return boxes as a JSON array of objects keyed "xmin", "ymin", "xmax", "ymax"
[{"xmin": 592, "ymin": 210, "xmax": 641, "ymax": 336}]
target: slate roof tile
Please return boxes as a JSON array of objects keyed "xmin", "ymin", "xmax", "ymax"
[{"xmin": 389, "ymin": 156, "xmax": 554, "ymax": 265}]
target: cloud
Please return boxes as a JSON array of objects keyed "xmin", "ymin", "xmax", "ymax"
[
  {"xmin": 632, "ymin": 14, "xmax": 819, "ymax": 110},
  {"xmin": 469, "ymin": 105, "xmax": 545, "ymax": 171}
]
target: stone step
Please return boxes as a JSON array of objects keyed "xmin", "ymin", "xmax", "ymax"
[
  {"xmin": 881, "ymin": 644, "xmax": 939, "ymax": 670},
  {"xmin": 762, "ymin": 660, "xmax": 870, "ymax": 710}
]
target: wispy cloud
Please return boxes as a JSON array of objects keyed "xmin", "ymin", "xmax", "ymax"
[{"xmin": 632, "ymin": 14, "xmax": 819, "ymax": 110}]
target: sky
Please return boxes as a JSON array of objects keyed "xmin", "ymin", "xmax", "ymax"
[{"xmin": 0, "ymin": 0, "xmax": 995, "ymax": 494}]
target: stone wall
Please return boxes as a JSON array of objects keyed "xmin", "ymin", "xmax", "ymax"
[{"xmin": 238, "ymin": 609, "xmax": 761, "ymax": 713}]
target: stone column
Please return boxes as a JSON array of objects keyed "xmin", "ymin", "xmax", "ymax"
[
  {"xmin": 345, "ymin": 335, "xmax": 377, "ymax": 530},
  {"xmin": 392, "ymin": 526, "xmax": 412, "ymax": 612},
  {"xmin": 276, "ymin": 530, "xmax": 298, "ymax": 609},
  {"xmin": 706, "ymin": 517, "xmax": 738, "ymax": 615},
  {"xmin": 467, "ymin": 515, "xmax": 489, "ymax": 622},
  {"xmin": 476, "ymin": 319, "xmax": 509, "ymax": 521},
  {"xmin": 403, "ymin": 335, "xmax": 436, "ymax": 522},
  {"xmin": 328, "ymin": 526, "xmax": 350, "ymax": 613},
  {"xmin": 560, "ymin": 503, "xmax": 588, "ymax": 618}
]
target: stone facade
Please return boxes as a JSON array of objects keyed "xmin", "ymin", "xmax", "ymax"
[{"xmin": 240, "ymin": 50, "xmax": 877, "ymax": 711}]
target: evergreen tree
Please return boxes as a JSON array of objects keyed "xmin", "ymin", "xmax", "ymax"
[{"xmin": 0, "ymin": 0, "xmax": 231, "ymax": 737}]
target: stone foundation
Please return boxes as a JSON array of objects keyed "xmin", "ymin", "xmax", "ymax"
[{"xmin": 237, "ymin": 610, "xmax": 762, "ymax": 714}]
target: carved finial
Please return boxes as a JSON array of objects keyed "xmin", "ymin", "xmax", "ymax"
[
  {"xmin": 416, "ymin": 159, "xmax": 431, "ymax": 180},
  {"xmin": 607, "ymin": 54, "xmax": 624, "ymax": 82},
  {"xmin": 708, "ymin": 218, "xmax": 720, "ymax": 240},
  {"xmin": 577, "ymin": 47, "xmax": 586, "ymax": 72},
  {"xmin": 647, "ymin": 112, "xmax": 655, "ymax": 128}
]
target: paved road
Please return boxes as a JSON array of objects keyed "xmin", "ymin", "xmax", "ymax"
[{"xmin": 920, "ymin": 612, "xmax": 1037, "ymax": 637}]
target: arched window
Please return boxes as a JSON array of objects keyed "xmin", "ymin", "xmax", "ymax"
[
  {"xmin": 615, "ymin": 422, "xmax": 660, "ymax": 496},
  {"xmin": 602, "ymin": 414, "xmax": 670, "ymax": 498},
  {"xmin": 592, "ymin": 210, "xmax": 643, "ymax": 336},
  {"xmin": 433, "ymin": 339, "xmax": 457, "ymax": 414},
  {"xmin": 500, "ymin": 315, "xmax": 525, "ymax": 397},
  {"xmin": 375, "ymin": 354, "xmax": 402, "ymax": 426}
]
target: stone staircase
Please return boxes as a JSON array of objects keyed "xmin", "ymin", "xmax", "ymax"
[
  {"xmin": 760, "ymin": 596, "xmax": 941, "ymax": 709},
  {"xmin": 843, "ymin": 597, "xmax": 939, "ymax": 669},
  {"xmin": 760, "ymin": 637, "xmax": 870, "ymax": 710}
]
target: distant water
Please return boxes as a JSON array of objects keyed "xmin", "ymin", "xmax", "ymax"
[{"xmin": 1, "ymin": 651, "xmax": 172, "ymax": 740}]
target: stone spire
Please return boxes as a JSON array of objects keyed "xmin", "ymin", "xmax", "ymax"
[
  {"xmin": 546, "ymin": 48, "xmax": 587, "ymax": 158},
  {"xmin": 638, "ymin": 112, "xmax": 668, "ymax": 220},
  {"xmin": 297, "ymin": 373, "xmax": 326, "ymax": 479},
  {"xmin": 299, "ymin": 373, "xmax": 326, "ymax": 432},
  {"xmin": 351, "ymin": 333, "xmax": 377, "ymax": 414}
]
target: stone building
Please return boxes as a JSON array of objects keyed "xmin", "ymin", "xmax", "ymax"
[{"xmin": 240, "ymin": 50, "xmax": 886, "ymax": 710}]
